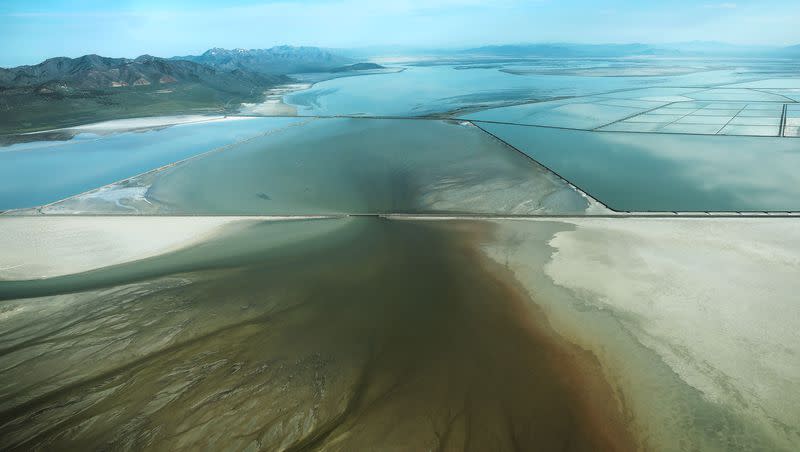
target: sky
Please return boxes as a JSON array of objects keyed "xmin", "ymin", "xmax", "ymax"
[{"xmin": 1, "ymin": 0, "xmax": 799, "ymax": 67}]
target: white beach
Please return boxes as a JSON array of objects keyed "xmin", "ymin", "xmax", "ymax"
[
  {"xmin": 23, "ymin": 115, "xmax": 253, "ymax": 136},
  {"xmin": 238, "ymin": 83, "xmax": 312, "ymax": 116}
]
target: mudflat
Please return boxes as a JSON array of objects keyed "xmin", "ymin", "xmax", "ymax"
[{"xmin": 0, "ymin": 218, "xmax": 633, "ymax": 451}]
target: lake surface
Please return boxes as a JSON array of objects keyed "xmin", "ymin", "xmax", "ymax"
[
  {"xmin": 283, "ymin": 63, "xmax": 783, "ymax": 117},
  {"xmin": 477, "ymin": 123, "xmax": 800, "ymax": 212},
  {"xmin": 140, "ymin": 118, "xmax": 588, "ymax": 215},
  {"xmin": 0, "ymin": 117, "xmax": 303, "ymax": 211}
]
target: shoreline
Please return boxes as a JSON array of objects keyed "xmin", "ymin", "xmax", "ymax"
[
  {"xmin": 239, "ymin": 67, "xmax": 408, "ymax": 117},
  {"xmin": 2, "ymin": 118, "xmax": 313, "ymax": 215},
  {"xmin": 449, "ymin": 220, "xmax": 638, "ymax": 450},
  {"xmin": 3, "ymin": 216, "xmax": 797, "ymax": 449},
  {"xmin": 0, "ymin": 67, "xmax": 405, "ymax": 151},
  {"xmin": 0, "ymin": 215, "xmax": 337, "ymax": 281},
  {"xmin": 480, "ymin": 216, "xmax": 800, "ymax": 450},
  {"xmin": 238, "ymin": 83, "xmax": 312, "ymax": 116},
  {"xmin": 21, "ymin": 115, "xmax": 241, "ymax": 135}
]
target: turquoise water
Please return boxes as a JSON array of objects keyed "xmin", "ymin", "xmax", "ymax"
[
  {"xmin": 3, "ymin": 60, "xmax": 798, "ymax": 213},
  {"xmin": 284, "ymin": 65, "xmax": 644, "ymax": 116},
  {"xmin": 461, "ymin": 96, "xmax": 661, "ymax": 129},
  {"xmin": 0, "ymin": 117, "xmax": 303, "ymax": 210},
  {"xmin": 284, "ymin": 64, "xmax": 762, "ymax": 117},
  {"xmin": 478, "ymin": 123, "xmax": 800, "ymax": 212}
]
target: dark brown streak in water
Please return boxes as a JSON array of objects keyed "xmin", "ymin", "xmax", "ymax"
[{"xmin": 0, "ymin": 218, "xmax": 635, "ymax": 451}]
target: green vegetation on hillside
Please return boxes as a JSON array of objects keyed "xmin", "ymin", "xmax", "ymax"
[
  {"xmin": 0, "ymin": 48, "xmax": 355, "ymax": 135},
  {"xmin": 0, "ymin": 83, "xmax": 266, "ymax": 134}
]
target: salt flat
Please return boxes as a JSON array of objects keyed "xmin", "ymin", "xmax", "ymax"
[
  {"xmin": 484, "ymin": 217, "xmax": 800, "ymax": 450},
  {"xmin": 0, "ymin": 216, "xmax": 331, "ymax": 280}
]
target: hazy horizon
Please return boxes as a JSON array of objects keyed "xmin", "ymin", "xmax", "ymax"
[
  {"xmin": 2, "ymin": 0, "xmax": 800, "ymax": 67},
  {"xmin": 2, "ymin": 40, "xmax": 800, "ymax": 69}
]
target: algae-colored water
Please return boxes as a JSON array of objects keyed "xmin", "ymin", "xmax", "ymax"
[{"xmin": 0, "ymin": 218, "xmax": 632, "ymax": 451}]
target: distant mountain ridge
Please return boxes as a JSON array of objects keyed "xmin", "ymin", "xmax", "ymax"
[
  {"xmin": 173, "ymin": 45, "xmax": 353, "ymax": 74},
  {"xmin": 462, "ymin": 42, "xmax": 800, "ymax": 58},
  {"xmin": 0, "ymin": 45, "xmax": 357, "ymax": 92},
  {"xmin": 0, "ymin": 54, "xmax": 288, "ymax": 93},
  {"xmin": 465, "ymin": 43, "xmax": 667, "ymax": 58},
  {"xmin": 781, "ymin": 44, "xmax": 800, "ymax": 57}
]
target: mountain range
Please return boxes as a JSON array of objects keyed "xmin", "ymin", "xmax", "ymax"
[
  {"xmin": 0, "ymin": 54, "xmax": 288, "ymax": 93},
  {"xmin": 337, "ymin": 42, "xmax": 800, "ymax": 59},
  {"xmin": 0, "ymin": 45, "xmax": 355, "ymax": 92},
  {"xmin": 462, "ymin": 42, "xmax": 800, "ymax": 58},
  {"xmin": 3, "ymin": 42, "xmax": 797, "ymax": 93},
  {"xmin": 0, "ymin": 46, "xmax": 349, "ymax": 134},
  {"xmin": 173, "ymin": 46, "xmax": 352, "ymax": 74},
  {"xmin": 2, "ymin": 42, "xmax": 798, "ymax": 135},
  {"xmin": 0, "ymin": 46, "xmax": 353, "ymax": 134}
]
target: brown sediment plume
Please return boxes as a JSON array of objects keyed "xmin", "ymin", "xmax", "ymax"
[
  {"xmin": 453, "ymin": 220, "xmax": 638, "ymax": 452},
  {"xmin": 0, "ymin": 218, "xmax": 636, "ymax": 451},
  {"xmin": 317, "ymin": 219, "xmax": 638, "ymax": 452}
]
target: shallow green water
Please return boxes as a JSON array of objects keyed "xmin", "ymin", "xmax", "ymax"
[{"xmin": 145, "ymin": 118, "xmax": 588, "ymax": 215}]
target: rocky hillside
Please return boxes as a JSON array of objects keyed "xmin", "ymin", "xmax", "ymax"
[
  {"xmin": 0, "ymin": 46, "xmax": 355, "ymax": 134},
  {"xmin": 0, "ymin": 54, "xmax": 288, "ymax": 94},
  {"xmin": 0, "ymin": 54, "xmax": 294, "ymax": 134}
]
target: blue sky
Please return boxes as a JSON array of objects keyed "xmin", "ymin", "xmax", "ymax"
[{"xmin": 1, "ymin": 0, "xmax": 799, "ymax": 66}]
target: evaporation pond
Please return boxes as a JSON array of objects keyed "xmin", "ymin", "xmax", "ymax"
[{"xmin": 479, "ymin": 123, "xmax": 800, "ymax": 212}]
